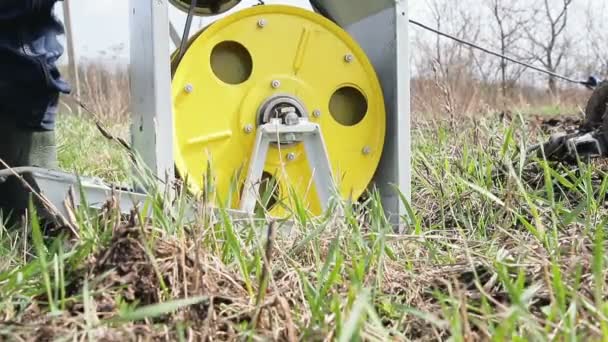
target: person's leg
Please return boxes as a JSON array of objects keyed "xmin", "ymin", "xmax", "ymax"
[
  {"xmin": 0, "ymin": 2, "xmax": 67, "ymax": 226},
  {"xmin": 0, "ymin": 98, "xmax": 59, "ymax": 226}
]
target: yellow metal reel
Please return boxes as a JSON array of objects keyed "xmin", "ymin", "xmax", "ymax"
[{"xmin": 172, "ymin": 5, "xmax": 386, "ymax": 216}]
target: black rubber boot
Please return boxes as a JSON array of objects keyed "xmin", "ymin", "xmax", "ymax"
[{"xmin": 0, "ymin": 117, "xmax": 58, "ymax": 228}]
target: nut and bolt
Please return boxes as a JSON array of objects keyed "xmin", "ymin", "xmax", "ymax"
[
  {"xmin": 271, "ymin": 80, "xmax": 281, "ymax": 89},
  {"xmin": 284, "ymin": 112, "xmax": 300, "ymax": 126},
  {"xmin": 286, "ymin": 153, "xmax": 296, "ymax": 161},
  {"xmin": 257, "ymin": 19, "xmax": 267, "ymax": 28},
  {"xmin": 184, "ymin": 84, "xmax": 194, "ymax": 93},
  {"xmin": 344, "ymin": 54, "xmax": 354, "ymax": 63},
  {"xmin": 244, "ymin": 124, "xmax": 254, "ymax": 134},
  {"xmin": 362, "ymin": 146, "xmax": 372, "ymax": 155},
  {"xmin": 312, "ymin": 109, "xmax": 321, "ymax": 118},
  {"xmin": 285, "ymin": 133, "xmax": 297, "ymax": 142}
]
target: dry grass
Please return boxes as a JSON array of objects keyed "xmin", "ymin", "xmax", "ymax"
[{"xmin": 60, "ymin": 60, "xmax": 590, "ymax": 122}]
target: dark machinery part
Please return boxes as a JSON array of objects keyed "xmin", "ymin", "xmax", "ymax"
[
  {"xmin": 539, "ymin": 81, "xmax": 608, "ymax": 162},
  {"xmin": 169, "ymin": 0, "xmax": 241, "ymax": 15}
]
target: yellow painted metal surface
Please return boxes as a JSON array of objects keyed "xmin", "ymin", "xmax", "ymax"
[{"xmin": 172, "ymin": 5, "xmax": 386, "ymax": 216}]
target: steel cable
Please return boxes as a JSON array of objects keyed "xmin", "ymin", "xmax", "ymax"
[{"xmin": 409, "ymin": 19, "xmax": 592, "ymax": 86}]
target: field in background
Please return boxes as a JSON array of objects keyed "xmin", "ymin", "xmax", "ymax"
[{"xmin": 61, "ymin": 61, "xmax": 591, "ymax": 124}]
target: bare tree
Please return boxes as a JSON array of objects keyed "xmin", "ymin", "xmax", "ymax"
[
  {"xmin": 411, "ymin": 0, "xmax": 486, "ymax": 116},
  {"xmin": 583, "ymin": 1, "xmax": 608, "ymax": 78},
  {"xmin": 524, "ymin": 0, "xmax": 573, "ymax": 94},
  {"xmin": 421, "ymin": 0, "xmax": 482, "ymax": 77},
  {"xmin": 485, "ymin": 0, "xmax": 528, "ymax": 98}
]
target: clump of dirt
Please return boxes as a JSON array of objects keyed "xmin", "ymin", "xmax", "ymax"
[
  {"xmin": 89, "ymin": 224, "xmax": 163, "ymax": 305},
  {"xmin": 533, "ymin": 114, "xmax": 583, "ymax": 134}
]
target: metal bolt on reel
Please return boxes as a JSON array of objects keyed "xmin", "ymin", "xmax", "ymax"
[{"xmin": 171, "ymin": 5, "xmax": 386, "ymax": 217}]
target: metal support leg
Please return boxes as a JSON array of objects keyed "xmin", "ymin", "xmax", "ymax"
[
  {"xmin": 240, "ymin": 129, "xmax": 271, "ymax": 213},
  {"xmin": 301, "ymin": 125, "xmax": 336, "ymax": 210},
  {"xmin": 129, "ymin": 0, "xmax": 175, "ymax": 187},
  {"xmin": 240, "ymin": 119, "xmax": 336, "ymax": 214}
]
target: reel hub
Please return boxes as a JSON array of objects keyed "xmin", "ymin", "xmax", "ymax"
[{"xmin": 258, "ymin": 94, "xmax": 307, "ymax": 124}]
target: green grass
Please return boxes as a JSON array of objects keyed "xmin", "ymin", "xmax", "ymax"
[
  {"xmin": 1, "ymin": 112, "xmax": 607, "ymax": 340},
  {"xmin": 56, "ymin": 113, "xmax": 130, "ymax": 184},
  {"xmin": 515, "ymin": 104, "xmax": 581, "ymax": 117}
]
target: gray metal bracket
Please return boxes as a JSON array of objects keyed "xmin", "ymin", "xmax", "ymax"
[
  {"xmin": 1, "ymin": 167, "xmax": 149, "ymax": 222},
  {"xmin": 2, "ymin": 167, "xmax": 252, "ymax": 225},
  {"xmin": 240, "ymin": 118, "xmax": 337, "ymax": 213},
  {"xmin": 566, "ymin": 133, "xmax": 604, "ymax": 158}
]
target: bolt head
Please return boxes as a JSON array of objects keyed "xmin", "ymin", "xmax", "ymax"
[
  {"xmin": 284, "ymin": 112, "xmax": 299, "ymax": 126},
  {"xmin": 271, "ymin": 80, "xmax": 281, "ymax": 89},
  {"xmin": 184, "ymin": 84, "xmax": 194, "ymax": 93},
  {"xmin": 244, "ymin": 124, "xmax": 254, "ymax": 134},
  {"xmin": 285, "ymin": 133, "xmax": 297, "ymax": 142},
  {"xmin": 344, "ymin": 54, "xmax": 354, "ymax": 63},
  {"xmin": 312, "ymin": 109, "xmax": 321, "ymax": 118},
  {"xmin": 362, "ymin": 146, "xmax": 371, "ymax": 155},
  {"xmin": 286, "ymin": 153, "xmax": 296, "ymax": 161},
  {"xmin": 257, "ymin": 19, "xmax": 267, "ymax": 28}
]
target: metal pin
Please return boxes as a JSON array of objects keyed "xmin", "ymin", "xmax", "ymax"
[
  {"xmin": 362, "ymin": 146, "xmax": 371, "ymax": 155},
  {"xmin": 344, "ymin": 54, "xmax": 354, "ymax": 63},
  {"xmin": 244, "ymin": 124, "xmax": 254, "ymax": 134},
  {"xmin": 312, "ymin": 109, "xmax": 321, "ymax": 118},
  {"xmin": 286, "ymin": 153, "xmax": 296, "ymax": 161},
  {"xmin": 184, "ymin": 84, "xmax": 194, "ymax": 93},
  {"xmin": 257, "ymin": 19, "xmax": 267, "ymax": 28},
  {"xmin": 271, "ymin": 80, "xmax": 281, "ymax": 89}
]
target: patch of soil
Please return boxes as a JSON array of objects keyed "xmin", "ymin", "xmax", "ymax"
[
  {"xmin": 4, "ymin": 214, "xmax": 303, "ymax": 341},
  {"xmin": 525, "ymin": 114, "xmax": 583, "ymax": 135},
  {"xmin": 90, "ymin": 225, "xmax": 163, "ymax": 305}
]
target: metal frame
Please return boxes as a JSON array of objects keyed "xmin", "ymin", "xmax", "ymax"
[
  {"xmin": 128, "ymin": 0, "xmax": 410, "ymax": 223},
  {"xmin": 129, "ymin": 0, "xmax": 175, "ymax": 187},
  {"xmin": 1, "ymin": 167, "xmax": 149, "ymax": 221},
  {"xmin": 240, "ymin": 118, "xmax": 337, "ymax": 213},
  {"xmin": 3, "ymin": 167, "xmax": 251, "ymax": 223},
  {"xmin": 17, "ymin": 0, "xmax": 409, "ymax": 226}
]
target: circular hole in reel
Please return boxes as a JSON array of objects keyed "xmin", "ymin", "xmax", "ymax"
[
  {"xmin": 210, "ymin": 41, "xmax": 253, "ymax": 85},
  {"xmin": 329, "ymin": 86, "xmax": 368, "ymax": 126}
]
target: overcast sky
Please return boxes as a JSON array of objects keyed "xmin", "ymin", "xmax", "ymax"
[
  {"xmin": 54, "ymin": 0, "xmax": 430, "ymax": 64},
  {"xmin": 54, "ymin": 0, "xmax": 599, "ymax": 65}
]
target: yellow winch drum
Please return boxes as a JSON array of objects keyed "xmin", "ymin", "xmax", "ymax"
[{"xmin": 171, "ymin": 5, "xmax": 386, "ymax": 216}]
